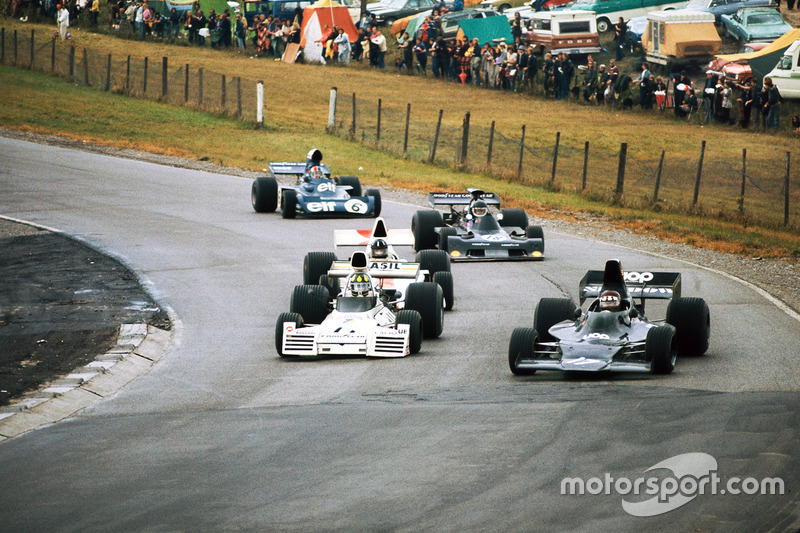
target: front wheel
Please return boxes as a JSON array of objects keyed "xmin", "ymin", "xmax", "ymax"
[
  {"xmin": 533, "ymin": 298, "xmax": 577, "ymax": 342},
  {"xmin": 366, "ymin": 188, "xmax": 381, "ymax": 217},
  {"xmin": 303, "ymin": 251, "xmax": 337, "ymax": 285},
  {"xmin": 647, "ymin": 324, "xmax": 677, "ymax": 374},
  {"xmin": 251, "ymin": 176, "xmax": 278, "ymax": 213},
  {"xmin": 275, "ymin": 312, "xmax": 304, "ymax": 357},
  {"xmin": 412, "ymin": 210, "xmax": 444, "ymax": 251},
  {"xmin": 396, "ymin": 309, "xmax": 422, "ymax": 354},
  {"xmin": 281, "ymin": 189, "xmax": 297, "ymax": 219},
  {"xmin": 508, "ymin": 327, "xmax": 537, "ymax": 375},
  {"xmin": 597, "ymin": 17, "xmax": 610, "ymax": 33},
  {"xmin": 290, "ymin": 284, "xmax": 330, "ymax": 325},
  {"xmin": 500, "ymin": 208, "xmax": 528, "ymax": 229},
  {"xmin": 335, "ymin": 176, "xmax": 362, "ymax": 197},
  {"xmin": 405, "ymin": 282, "xmax": 444, "ymax": 339},
  {"xmin": 666, "ymin": 297, "xmax": 710, "ymax": 356},
  {"xmin": 433, "ymin": 271, "xmax": 454, "ymax": 311}
]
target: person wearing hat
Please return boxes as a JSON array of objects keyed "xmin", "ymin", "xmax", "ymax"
[
  {"xmin": 702, "ymin": 70, "xmax": 717, "ymax": 124},
  {"xmin": 57, "ymin": 3, "xmax": 70, "ymax": 40}
]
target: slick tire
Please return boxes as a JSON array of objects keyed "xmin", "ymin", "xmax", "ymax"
[
  {"xmin": 647, "ymin": 324, "xmax": 677, "ymax": 374},
  {"xmin": 335, "ymin": 176, "xmax": 362, "ymax": 197},
  {"xmin": 405, "ymin": 282, "xmax": 444, "ymax": 339},
  {"xmin": 437, "ymin": 227, "xmax": 458, "ymax": 253},
  {"xmin": 318, "ymin": 274, "xmax": 340, "ymax": 299},
  {"xmin": 666, "ymin": 297, "xmax": 710, "ymax": 356},
  {"xmin": 412, "ymin": 210, "xmax": 444, "ymax": 251},
  {"xmin": 533, "ymin": 297, "xmax": 577, "ymax": 342},
  {"xmin": 396, "ymin": 309, "xmax": 422, "ymax": 355},
  {"xmin": 500, "ymin": 208, "xmax": 529, "ymax": 229},
  {"xmin": 366, "ymin": 188, "xmax": 382, "ymax": 217},
  {"xmin": 433, "ymin": 271, "xmax": 455, "ymax": 311},
  {"xmin": 508, "ymin": 327, "xmax": 537, "ymax": 375},
  {"xmin": 275, "ymin": 312, "xmax": 303, "ymax": 357},
  {"xmin": 281, "ymin": 189, "xmax": 297, "ymax": 219},
  {"xmin": 251, "ymin": 176, "xmax": 278, "ymax": 213},
  {"xmin": 416, "ymin": 249, "xmax": 451, "ymax": 275},
  {"xmin": 303, "ymin": 251, "xmax": 338, "ymax": 286},
  {"xmin": 290, "ymin": 284, "xmax": 330, "ymax": 325}
]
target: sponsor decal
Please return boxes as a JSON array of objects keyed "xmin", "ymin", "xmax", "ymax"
[
  {"xmin": 306, "ymin": 201, "xmax": 338, "ymax": 213},
  {"xmin": 482, "ymin": 234, "xmax": 505, "ymax": 242},
  {"xmin": 344, "ymin": 199, "xmax": 368, "ymax": 214},
  {"xmin": 623, "ymin": 271, "xmax": 655, "ymax": 283},
  {"xmin": 582, "ymin": 333, "xmax": 610, "ymax": 340},
  {"xmin": 370, "ymin": 262, "xmax": 401, "ymax": 270},
  {"xmin": 316, "ymin": 182, "xmax": 336, "ymax": 193}
]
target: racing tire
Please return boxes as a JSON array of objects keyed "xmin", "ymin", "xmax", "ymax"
[
  {"xmin": 416, "ymin": 249, "xmax": 451, "ymax": 276},
  {"xmin": 251, "ymin": 177, "xmax": 278, "ymax": 213},
  {"xmin": 396, "ymin": 309, "xmax": 422, "ymax": 355},
  {"xmin": 433, "ymin": 271, "xmax": 455, "ymax": 311},
  {"xmin": 405, "ymin": 282, "xmax": 444, "ymax": 339},
  {"xmin": 281, "ymin": 189, "xmax": 297, "ymax": 219},
  {"xmin": 500, "ymin": 208, "xmax": 529, "ymax": 229},
  {"xmin": 666, "ymin": 297, "xmax": 710, "ymax": 356},
  {"xmin": 508, "ymin": 327, "xmax": 537, "ymax": 375},
  {"xmin": 275, "ymin": 312, "xmax": 304, "ymax": 357},
  {"xmin": 318, "ymin": 274, "xmax": 340, "ymax": 299},
  {"xmin": 335, "ymin": 176, "xmax": 362, "ymax": 197},
  {"xmin": 597, "ymin": 17, "xmax": 611, "ymax": 33},
  {"xmin": 303, "ymin": 251, "xmax": 338, "ymax": 285},
  {"xmin": 412, "ymin": 210, "xmax": 444, "ymax": 251},
  {"xmin": 437, "ymin": 227, "xmax": 458, "ymax": 253},
  {"xmin": 647, "ymin": 324, "xmax": 677, "ymax": 375},
  {"xmin": 366, "ymin": 188, "xmax": 382, "ymax": 217},
  {"xmin": 533, "ymin": 297, "xmax": 577, "ymax": 343},
  {"xmin": 290, "ymin": 284, "xmax": 330, "ymax": 325},
  {"xmin": 525, "ymin": 225, "xmax": 544, "ymax": 240}
]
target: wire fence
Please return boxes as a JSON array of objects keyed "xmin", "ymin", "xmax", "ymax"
[{"xmin": 330, "ymin": 89, "xmax": 798, "ymax": 230}]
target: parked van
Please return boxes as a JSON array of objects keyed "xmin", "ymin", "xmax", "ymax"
[
  {"xmin": 765, "ymin": 38, "xmax": 800, "ymax": 99},
  {"xmin": 527, "ymin": 10, "xmax": 602, "ymax": 55},
  {"xmin": 642, "ymin": 10, "xmax": 720, "ymax": 68},
  {"xmin": 243, "ymin": 0, "xmax": 314, "ymax": 25},
  {"xmin": 564, "ymin": 0, "xmax": 689, "ymax": 32}
]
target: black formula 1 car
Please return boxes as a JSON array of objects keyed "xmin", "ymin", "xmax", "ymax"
[
  {"xmin": 411, "ymin": 188, "xmax": 544, "ymax": 261},
  {"xmin": 251, "ymin": 149, "xmax": 381, "ymax": 218},
  {"xmin": 508, "ymin": 259, "xmax": 711, "ymax": 376}
]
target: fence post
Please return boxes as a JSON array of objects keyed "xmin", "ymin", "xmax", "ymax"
[
  {"xmin": 256, "ymin": 80, "xmax": 263, "ymax": 128},
  {"xmin": 581, "ymin": 141, "xmax": 589, "ymax": 191},
  {"xmin": 351, "ymin": 92, "xmax": 356, "ymax": 136},
  {"xmin": 82, "ymin": 48, "xmax": 89, "ymax": 86},
  {"xmin": 460, "ymin": 111, "xmax": 470, "ymax": 164},
  {"xmin": 69, "ymin": 44, "xmax": 75, "ymax": 80},
  {"xmin": 221, "ymin": 74, "xmax": 226, "ymax": 109},
  {"xmin": 550, "ymin": 131, "xmax": 560, "ymax": 185},
  {"xmin": 1, "ymin": 27, "xmax": 4, "ymax": 64},
  {"xmin": 198, "ymin": 67, "xmax": 204, "ymax": 106},
  {"xmin": 105, "ymin": 53, "xmax": 111, "ymax": 91},
  {"xmin": 517, "ymin": 125, "xmax": 526, "ymax": 180},
  {"xmin": 692, "ymin": 140, "xmax": 706, "ymax": 209},
  {"xmin": 143, "ymin": 56, "xmax": 148, "ymax": 94},
  {"xmin": 615, "ymin": 142, "xmax": 627, "ymax": 198},
  {"xmin": 403, "ymin": 103, "xmax": 411, "ymax": 155},
  {"xmin": 785, "ymin": 151, "xmax": 791, "ymax": 227},
  {"xmin": 184, "ymin": 63, "xmax": 189, "ymax": 103},
  {"xmin": 237, "ymin": 77, "xmax": 242, "ymax": 118},
  {"xmin": 652, "ymin": 149, "xmax": 665, "ymax": 206},
  {"xmin": 162, "ymin": 56, "xmax": 168, "ymax": 100},
  {"xmin": 327, "ymin": 86, "xmax": 337, "ymax": 132},
  {"xmin": 125, "ymin": 54, "xmax": 130, "ymax": 92},
  {"xmin": 376, "ymin": 98, "xmax": 381, "ymax": 142},
  {"xmin": 51, "ymin": 38, "xmax": 55, "ymax": 72},
  {"xmin": 487, "ymin": 120, "xmax": 495, "ymax": 167},
  {"xmin": 738, "ymin": 148, "xmax": 746, "ymax": 213},
  {"xmin": 30, "ymin": 29, "xmax": 34, "ymax": 69},
  {"xmin": 430, "ymin": 109, "xmax": 443, "ymax": 163}
]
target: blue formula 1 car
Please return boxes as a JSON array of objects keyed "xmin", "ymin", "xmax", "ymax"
[
  {"xmin": 251, "ymin": 149, "xmax": 381, "ymax": 218},
  {"xmin": 508, "ymin": 259, "xmax": 711, "ymax": 376}
]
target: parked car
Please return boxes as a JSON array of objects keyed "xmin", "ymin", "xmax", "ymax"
[
  {"xmin": 526, "ymin": 10, "xmax": 602, "ymax": 55},
  {"xmin": 721, "ymin": 6, "xmax": 791, "ymax": 43},
  {"xmin": 707, "ymin": 41, "xmax": 769, "ymax": 84},
  {"xmin": 438, "ymin": 8, "xmax": 499, "ymax": 38},
  {"xmin": 369, "ymin": 0, "xmax": 439, "ymax": 25},
  {"xmin": 766, "ymin": 38, "xmax": 800, "ymax": 98},
  {"xmin": 559, "ymin": 0, "xmax": 690, "ymax": 33},
  {"xmin": 680, "ymin": 0, "xmax": 775, "ymax": 22}
]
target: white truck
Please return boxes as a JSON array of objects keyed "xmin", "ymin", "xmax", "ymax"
[{"xmin": 765, "ymin": 38, "xmax": 800, "ymax": 99}]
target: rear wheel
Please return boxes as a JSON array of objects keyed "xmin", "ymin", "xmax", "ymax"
[
  {"xmin": 251, "ymin": 177, "xmax": 278, "ymax": 213},
  {"xmin": 366, "ymin": 188, "xmax": 381, "ymax": 217},
  {"xmin": 290, "ymin": 284, "xmax": 330, "ymax": 325},
  {"xmin": 500, "ymin": 208, "xmax": 528, "ymax": 229},
  {"xmin": 508, "ymin": 327, "xmax": 537, "ymax": 375},
  {"xmin": 666, "ymin": 297, "xmax": 710, "ymax": 356},
  {"xmin": 416, "ymin": 249, "xmax": 451, "ymax": 276},
  {"xmin": 318, "ymin": 274, "xmax": 340, "ymax": 299},
  {"xmin": 281, "ymin": 189, "xmax": 297, "ymax": 219},
  {"xmin": 405, "ymin": 282, "xmax": 444, "ymax": 339},
  {"xmin": 335, "ymin": 176, "xmax": 362, "ymax": 197},
  {"xmin": 275, "ymin": 312, "xmax": 303, "ymax": 357},
  {"xmin": 396, "ymin": 309, "xmax": 422, "ymax": 354},
  {"xmin": 433, "ymin": 271, "xmax": 454, "ymax": 311},
  {"xmin": 597, "ymin": 17, "xmax": 611, "ymax": 33},
  {"xmin": 533, "ymin": 298, "xmax": 577, "ymax": 342},
  {"xmin": 647, "ymin": 324, "xmax": 677, "ymax": 374},
  {"xmin": 412, "ymin": 210, "xmax": 444, "ymax": 251},
  {"xmin": 525, "ymin": 225, "xmax": 544, "ymax": 240},
  {"xmin": 437, "ymin": 227, "xmax": 458, "ymax": 253},
  {"xmin": 303, "ymin": 251, "xmax": 337, "ymax": 285}
]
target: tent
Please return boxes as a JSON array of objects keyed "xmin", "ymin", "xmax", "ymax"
[
  {"xmin": 455, "ymin": 16, "xmax": 512, "ymax": 47},
  {"xmin": 714, "ymin": 28, "xmax": 800, "ymax": 82},
  {"xmin": 390, "ymin": 10, "xmax": 430, "ymax": 38},
  {"xmin": 300, "ymin": 0, "xmax": 360, "ymax": 63}
]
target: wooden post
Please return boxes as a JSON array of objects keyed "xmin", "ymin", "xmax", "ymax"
[
  {"xmin": 581, "ymin": 141, "xmax": 589, "ymax": 191},
  {"xmin": 487, "ymin": 120, "xmax": 495, "ymax": 167},
  {"xmin": 376, "ymin": 98, "xmax": 382, "ymax": 142},
  {"xmin": 198, "ymin": 67, "xmax": 204, "ymax": 106},
  {"xmin": 184, "ymin": 63, "xmax": 189, "ymax": 103},
  {"xmin": 652, "ymin": 149, "xmax": 665, "ymax": 206},
  {"xmin": 221, "ymin": 74, "xmax": 226, "ymax": 109},
  {"xmin": 256, "ymin": 80, "xmax": 263, "ymax": 128},
  {"xmin": 162, "ymin": 56, "xmax": 168, "ymax": 99},
  {"xmin": 237, "ymin": 77, "xmax": 243, "ymax": 118},
  {"xmin": 460, "ymin": 111, "xmax": 470, "ymax": 164},
  {"xmin": 82, "ymin": 48, "xmax": 89, "ymax": 86},
  {"xmin": 126, "ymin": 55, "xmax": 130, "ymax": 92},
  {"xmin": 692, "ymin": 140, "xmax": 706, "ymax": 209},
  {"xmin": 1, "ymin": 28, "xmax": 4, "ymax": 64},
  {"xmin": 615, "ymin": 142, "xmax": 627, "ymax": 198},
  {"xmin": 404, "ymin": 103, "xmax": 411, "ymax": 155},
  {"xmin": 105, "ymin": 53, "xmax": 111, "ymax": 91},
  {"xmin": 30, "ymin": 29, "xmax": 34, "ymax": 69},
  {"xmin": 517, "ymin": 125, "xmax": 526, "ymax": 180},
  {"xmin": 351, "ymin": 92, "xmax": 356, "ymax": 136},
  {"xmin": 69, "ymin": 44, "xmax": 75, "ymax": 80},
  {"xmin": 785, "ymin": 151, "xmax": 791, "ymax": 227},
  {"xmin": 430, "ymin": 109, "xmax": 443, "ymax": 163},
  {"xmin": 143, "ymin": 56, "xmax": 148, "ymax": 94},
  {"xmin": 739, "ymin": 148, "xmax": 747, "ymax": 213},
  {"xmin": 13, "ymin": 30, "xmax": 17, "ymax": 65},
  {"xmin": 550, "ymin": 131, "xmax": 560, "ymax": 185},
  {"xmin": 51, "ymin": 38, "xmax": 55, "ymax": 72},
  {"xmin": 327, "ymin": 86, "xmax": 337, "ymax": 131}
]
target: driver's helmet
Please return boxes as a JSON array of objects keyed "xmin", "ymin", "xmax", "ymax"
[
  {"xmin": 370, "ymin": 239, "xmax": 389, "ymax": 259},
  {"xmin": 306, "ymin": 165, "xmax": 325, "ymax": 180},
  {"xmin": 599, "ymin": 290, "xmax": 622, "ymax": 312},
  {"xmin": 471, "ymin": 200, "xmax": 488, "ymax": 218},
  {"xmin": 348, "ymin": 273, "xmax": 373, "ymax": 297}
]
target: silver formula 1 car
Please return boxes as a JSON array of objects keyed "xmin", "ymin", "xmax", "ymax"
[
  {"xmin": 251, "ymin": 148, "xmax": 381, "ymax": 218},
  {"xmin": 508, "ymin": 259, "xmax": 711, "ymax": 376},
  {"xmin": 411, "ymin": 188, "xmax": 544, "ymax": 261},
  {"xmin": 276, "ymin": 252, "xmax": 444, "ymax": 357}
]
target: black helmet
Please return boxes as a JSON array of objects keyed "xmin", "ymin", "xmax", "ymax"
[
  {"xmin": 471, "ymin": 200, "xmax": 488, "ymax": 218},
  {"xmin": 370, "ymin": 239, "xmax": 389, "ymax": 259}
]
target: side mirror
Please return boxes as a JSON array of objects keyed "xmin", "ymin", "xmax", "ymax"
[
  {"xmin": 629, "ymin": 307, "xmax": 639, "ymax": 319},
  {"xmin": 573, "ymin": 308, "xmax": 582, "ymax": 319}
]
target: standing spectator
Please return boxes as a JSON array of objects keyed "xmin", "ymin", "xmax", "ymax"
[
  {"xmin": 413, "ymin": 38, "xmax": 428, "ymax": 75},
  {"xmin": 334, "ymin": 27, "xmax": 351, "ymax": 66},
  {"xmin": 596, "ymin": 64, "xmax": 610, "ymax": 104},
  {"xmin": 764, "ymin": 77, "xmax": 782, "ymax": 131},
  {"xmin": 371, "ymin": 28, "xmax": 387, "ymax": 69},
  {"xmin": 220, "ymin": 11, "xmax": 232, "ymax": 47},
  {"xmin": 89, "ymin": 0, "xmax": 99, "ymax": 25},
  {"xmin": 582, "ymin": 56, "xmax": 597, "ymax": 101},
  {"xmin": 397, "ymin": 31, "xmax": 412, "ymax": 70},
  {"xmin": 613, "ymin": 17, "xmax": 627, "ymax": 61},
  {"xmin": 196, "ymin": 8, "xmax": 207, "ymax": 45},
  {"xmin": 720, "ymin": 80, "xmax": 733, "ymax": 124},
  {"xmin": 510, "ymin": 12, "xmax": 523, "ymax": 42},
  {"xmin": 738, "ymin": 77, "xmax": 757, "ymax": 129},
  {"xmin": 673, "ymin": 71, "xmax": 691, "ymax": 117},
  {"xmin": 169, "ymin": 7, "xmax": 181, "ymax": 38},
  {"xmin": 431, "ymin": 37, "xmax": 443, "ymax": 78},
  {"xmin": 124, "ymin": 1, "xmax": 136, "ymax": 31},
  {"xmin": 635, "ymin": 61, "xmax": 651, "ymax": 108},
  {"xmin": 683, "ymin": 88, "xmax": 699, "ymax": 122},
  {"xmin": 469, "ymin": 39, "xmax": 482, "ymax": 86},
  {"xmin": 57, "ymin": 3, "xmax": 69, "ymax": 40},
  {"xmin": 788, "ymin": 0, "xmax": 795, "ymax": 9},
  {"xmin": 256, "ymin": 15, "xmax": 269, "ymax": 55},
  {"xmin": 543, "ymin": 52, "xmax": 554, "ymax": 96},
  {"xmin": 452, "ymin": 0, "xmax": 463, "ymax": 11},
  {"xmin": 235, "ymin": 13, "xmax": 246, "ymax": 51},
  {"xmin": 606, "ymin": 58, "xmax": 619, "ymax": 102},
  {"xmin": 288, "ymin": 21, "xmax": 301, "ymax": 44},
  {"xmin": 701, "ymin": 70, "xmax": 716, "ymax": 123},
  {"xmin": 558, "ymin": 52, "xmax": 574, "ymax": 99},
  {"xmin": 653, "ymin": 75, "xmax": 667, "ymax": 109},
  {"xmin": 135, "ymin": 1, "xmax": 144, "ymax": 37}
]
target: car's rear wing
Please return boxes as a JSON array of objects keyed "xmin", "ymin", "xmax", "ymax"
[
  {"xmin": 268, "ymin": 162, "xmax": 331, "ymax": 176},
  {"xmin": 333, "ymin": 218, "xmax": 415, "ymax": 247},
  {"xmin": 428, "ymin": 192, "xmax": 501, "ymax": 207},
  {"xmin": 579, "ymin": 270, "xmax": 681, "ymax": 305},
  {"xmin": 327, "ymin": 260, "xmax": 421, "ymax": 279}
]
